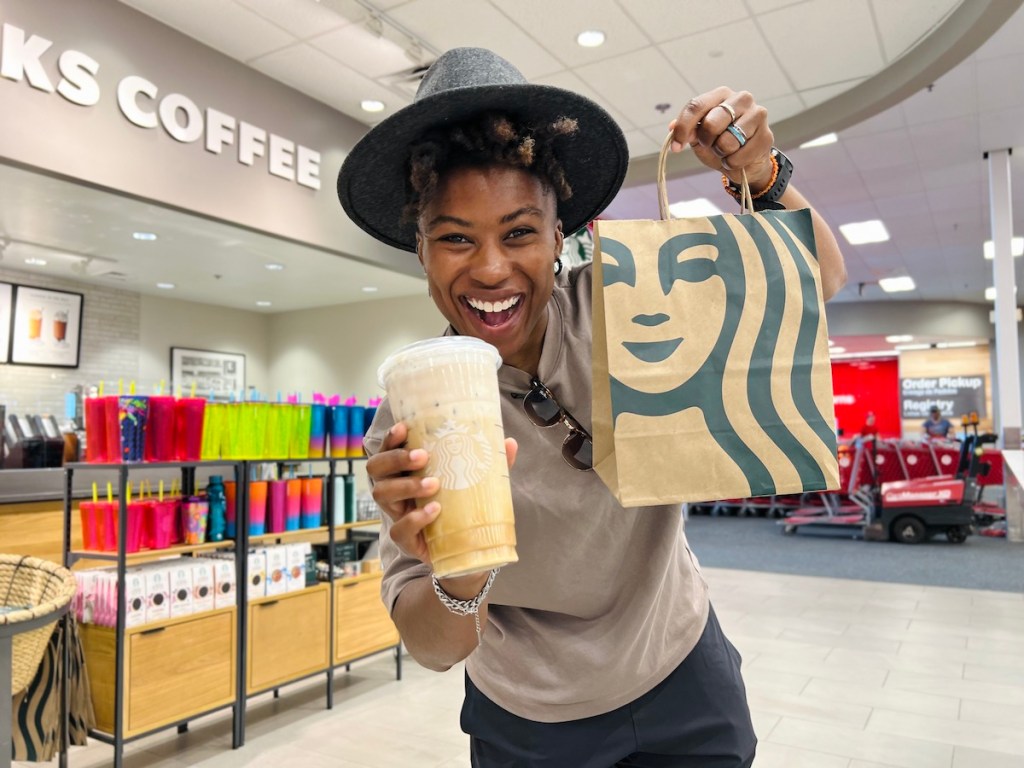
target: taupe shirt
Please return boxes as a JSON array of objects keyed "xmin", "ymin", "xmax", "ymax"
[{"xmin": 364, "ymin": 262, "xmax": 710, "ymax": 723}]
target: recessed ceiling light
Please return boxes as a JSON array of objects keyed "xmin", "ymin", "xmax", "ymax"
[
  {"xmin": 879, "ymin": 276, "xmax": 915, "ymax": 293},
  {"xmin": 983, "ymin": 236, "xmax": 1024, "ymax": 259},
  {"xmin": 936, "ymin": 341, "xmax": 978, "ymax": 349},
  {"xmin": 799, "ymin": 133, "xmax": 838, "ymax": 149},
  {"xmin": 576, "ymin": 30, "xmax": 606, "ymax": 48},
  {"xmin": 829, "ymin": 346, "xmax": 847, "ymax": 354},
  {"xmin": 830, "ymin": 350, "xmax": 900, "ymax": 359},
  {"xmin": 256, "ymin": 300, "xmax": 272, "ymax": 307},
  {"xmin": 360, "ymin": 99, "xmax": 385, "ymax": 113},
  {"xmin": 895, "ymin": 343, "xmax": 931, "ymax": 351},
  {"xmin": 985, "ymin": 287, "xmax": 997, "ymax": 301},
  {"xmin": 839, "ymin": 219, "xmax": 889, "ymax": 245},
  {"xmin": 24, "ymin": 257, "xmax": 47, "ymax": 266},
  {"xmin": 156, "ymin": 282, "xmax": 175, "ymax": 290},
  {"xmin": 132, "ymin": 231, "xmax": 158, "ymax": 241},
  {"xmin": 668, "ymin": 198, "xmax": 723, "ymax": 218},
  {"xmin": 361, "ymin": 286, "xmax": 379, "ymax": 293},
  {"xmin": 265, "ymin": 263, "xmax": 285, "ymax": 271},
  {"xmin": 885, "ymin": 334, "xmax": 913, "ymax": 343}
]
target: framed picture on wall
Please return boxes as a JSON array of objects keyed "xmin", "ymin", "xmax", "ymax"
[
  {"xmin": 9, "ymin": 284, "xmax": 84, "ymax": 368},
  {"xmin": 0, "ymin": 282, "xmax": 12, "ymax": 364},
  {"xmin": 171, "ymin": 347, "xmax": 246, "ymax": 397}
]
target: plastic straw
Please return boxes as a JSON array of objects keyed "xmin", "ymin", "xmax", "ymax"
[
  {"xmin": 106, "ymin": 482, "xmax": 113, "ymax": 503},
  {"xmin": 99, "ymin": 381, "xmax": 104, "ymax": 397},
  {"xmin": 129, "ymin": 380, "xmax": 136, "ymax": 395},
  {"xmin": 127, "ymin": 481, "xmax": 132, "ymax": 504},
  {"xmin": 191, "ymin": 381, "xmax": 197, "ymax": 398},
  {"xmin": 159, "ymin": 379, "xmax": 165, "ymax": 395},
  {"xmin": 92, "ymin": 483, "xmax": 98, "ymax": 504},
  {"xmin": 118, "ymin": 379, "xmax": 124, "ymax": 396},
  {"xmin": 159, "ymin": 480, "xmax": 164, "ymax": 502}
]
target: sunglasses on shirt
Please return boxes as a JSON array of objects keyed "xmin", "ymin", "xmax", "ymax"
[{"xmin": 519, "ymin": 377, "xmax": 594, "ymax": 471}]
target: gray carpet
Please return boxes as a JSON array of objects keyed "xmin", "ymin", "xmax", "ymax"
[{"xmin": 683, "ymin": 514, "xmax": 1024, "ymax": 593}]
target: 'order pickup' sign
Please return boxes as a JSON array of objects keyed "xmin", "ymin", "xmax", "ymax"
[{"xmin": 900, "ymin": 376, "xmax": 986, "ymax": 419}]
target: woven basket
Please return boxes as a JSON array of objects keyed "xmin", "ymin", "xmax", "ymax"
[{"xmin": 0, "ymin": 555, "xmax": 77, "ymax": 695}]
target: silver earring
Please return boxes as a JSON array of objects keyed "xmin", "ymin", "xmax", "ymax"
[{"xmin": 553, "ymin": 258, "xmax": 563, "ymax": 276}]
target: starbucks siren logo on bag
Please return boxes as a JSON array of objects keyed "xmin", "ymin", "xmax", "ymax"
[{"xmin": 425, "ymin": 419, "xmax": 493, "ymax": 490}]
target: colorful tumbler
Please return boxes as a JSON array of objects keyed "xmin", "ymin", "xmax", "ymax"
[
  {"xmin": 118, "ymin": 395, "xmax": 149, "ymax": 462},
  {"xmin": 249, "ymin": 481, "xmax": 268, "ymax": 536},
  {"xmin": 224, "ymin": 481, "xmax": 237, "ymax": 539},
  {"xmin": 289, "ymin": 405, "xmax": 311, "ymax": 460},
  {"xmin": 78, "ymin": 501, "xmax": 102, "ymax": 550},
  {"xmin": 268, "ymin": 480, "xmax": 287, "ymax": 533},
  {"xmin": 150, "ymin": 499, "xmax": 177, "ymax": 549},
  {"xmin": 84, "ymin": 397, "xmax": 108, "ymax": 463},
  {"xmin": 126, "ymin": 500, "xmax": 151, "ymax": 553},
  {"xmin": 174, "ymin": 397, "xmax": 205, "ymax": 461},
  {"xmin": 103, "ymin": 396, "xmax": 120, "ymax": 463},
  {"xmin": 300, "ymin": 477, "xmax": 323, "ymax": 529},
  {"xmin": 285, "ymin": 479, "xmax": 302, "ymax": 531},
  {"xmin": 200, "ymin": 402, "xmax": 224, "ymax": 461},
  {"xmin": 145, "ymin": 395, "xmax": 176, "ymax": 462},
  {"xmin": 328, "ymin": 405, "xmax": 348, "ymax": 459},
  {"xmin": 309, "ymin": 404, "xmax": 327, "ymax": 458},
  {"xmin": 182, "ymin": 497, "xmax": 209, "ymax": 545},
  {"xmin": 347, "ymin": 405, "xmax": 365, "ymax": 458}
]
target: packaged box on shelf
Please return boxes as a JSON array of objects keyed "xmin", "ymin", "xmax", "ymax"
[
  {"xmin": 212, "ymin": 559, "xmax": 237, "ymax": 609},
  {"xmin": 315, "ymin": 541, "xmax": 359, "ymax": 566},
  {"xmin": 265, "ymin": 546, "xmax": 289, "ymax": 597},
  {"xmin": 169, "ymin": 563, "xmax": 193, "ymax": 618},
  {"xmin": 125, "ymin": 569, "xmax": 147, "ymax": 628},
  {"xmin": 247, "ymin": 550, "xmax": 267, "ymax": 601},
  {"xmin": 190, "ymin": 560, "xmax": 215, "ymax": 613},
  {"xmin": 304, "ymin": 551, "xmax": 318, "ymax": 588},
  {"xmin": 144, "ymin": 567, "xmax": 171, "ymax": 622},
  {"xmin": 286, "ymin": 543, "xmax": 310, "ymax": 593}
]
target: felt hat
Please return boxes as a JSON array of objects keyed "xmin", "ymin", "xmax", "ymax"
[{"xmin": 337, "ymin": 47, "xmax": 629, "ymax": 252}]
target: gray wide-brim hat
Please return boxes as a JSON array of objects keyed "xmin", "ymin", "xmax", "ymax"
[{"xmin": 337, "ymin": 47, "xmax": 629, "ymax": 253}]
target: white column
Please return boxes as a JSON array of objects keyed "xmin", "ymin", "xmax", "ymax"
[{"xmin": 987, "ymin": 148, "xmax": 1021, "ymax": 449}]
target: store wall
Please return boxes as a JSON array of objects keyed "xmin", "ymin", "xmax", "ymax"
[
  {"xmin": 139, "ymin": 295, "xmax": 270, "ymax": 396},
  {"xmin": 0, "ymin": 267, "xmax": 139, "ymax": 415},
  {"xmin": 268, "ymin": 293, "xmax": 441, "ymax": 404},
  {"xmin": 899, "ymin": 345, "xmax": 993, "ymax": 436}
]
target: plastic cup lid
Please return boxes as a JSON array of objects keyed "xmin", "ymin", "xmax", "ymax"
[{"xmin": 377, "ymin": 337, "xmax": 502, "ymax": 389}]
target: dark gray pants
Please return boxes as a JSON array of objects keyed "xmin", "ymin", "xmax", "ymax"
[{"xmin": 462, "ymin": 606, "xmax": 756, "ymax": 768}]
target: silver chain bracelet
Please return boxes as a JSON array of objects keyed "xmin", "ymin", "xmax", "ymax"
[{"xmin": 431, "ymin": 568, "xmax": 499, "ymax": 646}]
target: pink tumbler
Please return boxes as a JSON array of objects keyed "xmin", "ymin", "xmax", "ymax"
[
  {"xmin": 300, "ymin": 477, "xmax": 323, "ymax": 529},
  {"xmin": 84, "ymin": 398, "xmax": 108, "ymax": 463},
  {"xmin": 79, "ymin": 502, "xmax": 102, "ymax": 550},
  {"xmin": 145, "ymin": 396, "xmax": 176, "ymax": 462},
  {"xmin": 268, "ymin": 480, "xmax": 287, "ymax": 534},
  {"xmin": 126, "ymin": 500, "xmax": 151, "ymax": 553},
  {"xmin": 150, "ymin": 500, "xmax": 177, "ymax": 549},
  {"xmin": 174, "ymin": 398, "xmax": 206, "ymax": 461},
  {"xmin": 103, "ymin": 397, "xmax": 120, "ymax": 464},
  {"xmin": 96, "ymin": 501, "xmax": 119, "ymax": 552}
]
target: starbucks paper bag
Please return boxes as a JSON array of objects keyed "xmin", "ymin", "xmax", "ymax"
[{"xmin": 591, "ymin": 142, "xmax": 839, "ymax": 507}]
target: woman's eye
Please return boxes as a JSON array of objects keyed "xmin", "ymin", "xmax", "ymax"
[
  {"xmin": 506, "ymin": 227, "xmax": 535, "ymax": 239},
  {"xmin": 440, "ymin": 233, "xmax": 470, "ymax": 244}
]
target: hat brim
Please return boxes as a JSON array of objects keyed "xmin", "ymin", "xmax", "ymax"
[{"xmin": 337, "ymin": 83, "xmax": 629, "ymax": 253}]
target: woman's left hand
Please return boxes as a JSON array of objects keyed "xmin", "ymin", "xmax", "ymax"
[{"xmin": 670, "ymin": 87, "xmax": 774, "ymax": 191}]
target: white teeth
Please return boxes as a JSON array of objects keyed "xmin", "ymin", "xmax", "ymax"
[{"xmin": 467, "ymin": 295, "xmax": 521, "ymax": 313}]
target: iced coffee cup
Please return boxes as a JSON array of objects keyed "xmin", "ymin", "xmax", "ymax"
[{"xmin": 377, "ymin": 337, "xmax": 517, "ymax": 579}]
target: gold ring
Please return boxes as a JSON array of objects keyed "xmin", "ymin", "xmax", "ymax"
[{"xmin": 717, "ymin": 102, "xmax": 737, "ymax": 123}]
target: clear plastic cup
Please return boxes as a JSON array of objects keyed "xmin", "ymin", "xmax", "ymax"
[{"xmin": 377, "ymin": 337, "xmax": 517, "ymax": 578}]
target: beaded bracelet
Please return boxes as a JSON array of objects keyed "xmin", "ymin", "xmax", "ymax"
[{"xmin": 722, "ymin": 152, "xmax": 780, "ymax": 202}]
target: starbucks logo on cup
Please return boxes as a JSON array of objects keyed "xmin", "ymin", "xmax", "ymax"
[{"xmin": 424, "ymin": 419, "xmax": 493, "ymax": 490}]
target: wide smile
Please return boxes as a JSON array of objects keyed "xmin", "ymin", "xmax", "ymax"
[
  {"xmin": 622, "ymin": 338, "xmax": 683, "ymax": 363},
  {"xmin": 460, "ymin": 294, "xmax": 525, "ymax": 333}
]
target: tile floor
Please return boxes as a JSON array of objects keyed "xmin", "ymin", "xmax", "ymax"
[{"xmin": 22, "ymin": 566, "xmax": 1024, "ymax": 768}]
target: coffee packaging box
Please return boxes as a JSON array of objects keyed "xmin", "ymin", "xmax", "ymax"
[
  {"xmin": 286, "ymin": 543, "xmax": 309, "ymax": 593},
  {"xmin": 190, "ymin": 560, "xmax": 215, "ymax": 613},
  {"xmin": 170, "ymin": 563, "xmax": 194, "ymax": 618},
  {"xmin": 144, "ymin": 567, "xmax": 171, "ymax": 622},
  {"xmin": 125, "ymin": 569, "xmax": 147, "ymax": 628},
  {"xmin": 247, "ymin": 550, "xmax": 267, "ymax": 601},
  {"xmin": 265, "ymin": 546, "xmax": 289, "ymax": 597},
  {"xmin": 212, "ymin": 559, "xmax": 237, "ymax": 609}
]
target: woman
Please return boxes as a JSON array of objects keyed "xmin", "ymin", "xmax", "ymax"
[{"xmin": 339, "ymin": 47, "xmax": 846, "ymax": 767}]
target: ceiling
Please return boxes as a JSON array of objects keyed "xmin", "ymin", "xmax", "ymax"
[{"xmin": 1, "ymin": 0, "xmax": 1022, "ymax": 342}]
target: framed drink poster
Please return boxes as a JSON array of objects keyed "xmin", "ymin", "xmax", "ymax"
[
  {"xmin": 10, "ymin": 284, "xmax": 84, "ymax": 368},
  {"xmin": 0, "ymin": 282, "xmax": 12, "ymax": 364}
]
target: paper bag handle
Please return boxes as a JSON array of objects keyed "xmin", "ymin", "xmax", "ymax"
[{"xmin": 657, "ymin": 131, "xmax": 752, "ymax": 219}]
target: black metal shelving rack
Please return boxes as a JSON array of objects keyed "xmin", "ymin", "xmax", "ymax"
[{"xmin": 61, "ymin": 456, "xmax": 401, "ymax": 764}]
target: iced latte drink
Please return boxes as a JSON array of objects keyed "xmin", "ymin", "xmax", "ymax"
[{"xmin": 378, "ymin": 338, "xmax": 517, "ymax": 578}]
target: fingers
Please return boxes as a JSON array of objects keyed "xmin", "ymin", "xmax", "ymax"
[
  {"xmin": 672, "ymin": 85, "xmax": 734, "ymax": 148},
  {"xmin": 389, "ymin": 502, "xmax": 439, "ymax": 564},
  {"xmin": 505, "ymin": 437, "xmax": 519, "ymax": 470}
]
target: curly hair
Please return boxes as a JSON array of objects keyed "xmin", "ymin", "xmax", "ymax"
[{"xmin": 403, "ymin": 112, "xmax": 578, "ymax": 224}]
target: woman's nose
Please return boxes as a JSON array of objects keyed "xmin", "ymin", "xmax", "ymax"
[
  {"xmin": 632, "ymin": 313, "xmax": 670, "ymax": 327},
  {"xmin": 471, "ymin": 241, "xmax": 514, "ymax": 284}
]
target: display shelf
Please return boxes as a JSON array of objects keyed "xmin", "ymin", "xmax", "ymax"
[
  {"xmin": 249, "ymin": 527, "xmax": 329, "ymax": 546},
  {"xmin": 335, "ymin": 571, "xmax": 385, "ymax": 587},
  {"xmin": 334, "ymin": 520, "xmax": 382, "ymax": 532},
  {"xmin": 246, "ymin": 584, "xmax": 330, "ymax": 695},
  {"xmin": 70, "ymin": 539, "xmax": 236, "ymax": 565},
  {"xmin": 67, "ymin": 460, "xmax": 241, "ymax": 470}
]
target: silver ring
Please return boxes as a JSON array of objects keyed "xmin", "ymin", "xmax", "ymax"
[
  {"xmin": 725, "ymin": 123, "xmax": 747, "ymax": 147},
  {"xmin": 716, "ymin": 102, "xmax": 737, "ymax": 123}
]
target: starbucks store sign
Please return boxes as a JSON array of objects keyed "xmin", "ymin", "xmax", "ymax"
[{"xmin": 0, "ymin": 21, "xmax": 321, "ymax": 190}]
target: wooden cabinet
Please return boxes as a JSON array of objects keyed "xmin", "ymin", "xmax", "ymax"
[
  {"xmin": 334, "ymin": 573, "xmax": 399, "ymax": 665},
  {"xmin": 81, "ymin": 607, "xmax": 236, "ymax": 738},
  {"xmin": 247, "ymin": 584, "xmax": 329, "ymax": 694}
]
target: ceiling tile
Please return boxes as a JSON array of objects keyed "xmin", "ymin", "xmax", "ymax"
[
  {"xmin": 574, "ymin": 47, "xmax": 696, "ymax": 135},
  {"xmin": 490, "ymin": 0, "xmax": 649, "ymax": 69},
  {"xmin": 830, "ymin": 200, "xmax": 882, "ymax": 225},
  {"xmin": 840, "ymin": 102, "xmax": 907, "ymax": 138},
  {"xmin": 870, "ymin": 192, "xmax": 931, "ymax": 219},
  {"xmin": 975, "ymin": 54, "xmax": 1024, "ymax": 116},
  {"xmin": 622, "ymin": 129, "xmax": 661, "ymax": 160},
  {"xmin": 761, "ymin": 93, "xmax": 807, "ymax": 124},
  {"xmin": 973, "ymin": 3, "xmax": 1024, "ymax": 61},
  {"xmin": 860, "ymin": 164, "xmax": 926, "ymax": 200},
  {"xmin": 800, "ymin": 78, "xmax": 866, "ymax": 108},
  {"xmin": 870, "ymin": 0, "xmax": 961, "ymax": 64},
  {"xmin": 759, "ymin": 0, "xmax": 883, "ymax": 90},
  {"xmin": 657, "ymin": 19, "xmax": 793, "ymax": 101},
  {"xmin": 842, "ymin": 128, "xmax": 916, "ymax": 172},
  {"xmin": 898, "ymin": 61, "xmax": 977, "ymax": 126},
  {"xmin": 533, "ymin": 70, "xmax": 635, "ymax": 131},
  {"xmin": 622, "ymin": 0, "xmax": 749, "ymax": 44},
  {"xmin": 251, "ymin": 44, "xmax": 410, "ymax": 122},
  {"xmin": 908, "ymin": 116, "xmax": 979, "ymax": 169},
  {"xmin": 309, "ymin": 22, "xmax": 421, "ymax": 78},
  {"xmin": 234, "ymin": 0, "xmax": 353, "ymax": 38},
  {"xmin": 746, "ymin": 0, "xmax": 810, "ymax": 14},
  {"xmin": 387, "ymin": 0, "xmax": 563, "ymax": 78},
  {"xmin": 791, "ymin": 144, "xmax": 860, "ymax": 184},
  {"xmin": 119, "ymin": 0, "xmax": 296, "ymax": 62}
]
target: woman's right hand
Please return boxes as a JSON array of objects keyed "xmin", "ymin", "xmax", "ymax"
[{"xmin": 366, "ymin": 421, "xmax": 518, "ymax": 566}]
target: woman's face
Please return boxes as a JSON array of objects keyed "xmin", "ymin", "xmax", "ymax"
[{"xmin": 417, "ymin": 165, "xmax": 563, "ymax": 374}]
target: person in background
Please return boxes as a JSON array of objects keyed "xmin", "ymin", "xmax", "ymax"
[
  {"xmin": 860, "ymin": 411, "xmax": 878, "ymax": 438},
  {"xmin": 922, "ymin": 406, "xmax": 953, "ymax": 438}
]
